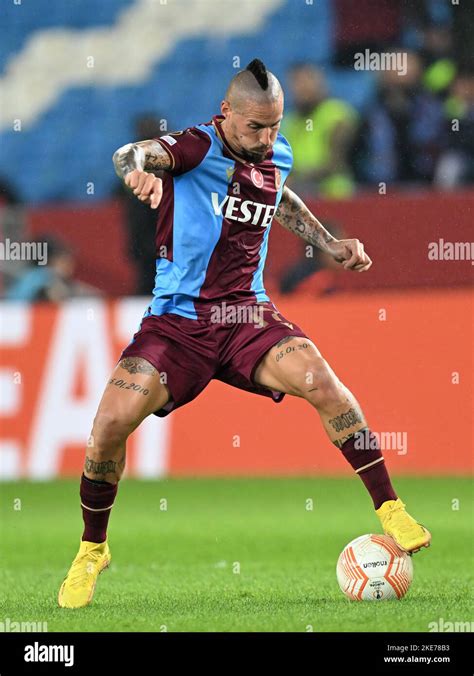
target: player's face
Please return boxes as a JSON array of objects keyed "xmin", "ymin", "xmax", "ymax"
[{"xmin": 221, "ymin": 97, "xmax": 284, "ymax": 163}]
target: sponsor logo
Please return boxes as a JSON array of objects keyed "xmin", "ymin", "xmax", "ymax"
[
  {"xmin": 251, "ymin": 167, "xmax": 264, "ymax": 188},
  {"xmin": 363, "ymin": 560, "xmax": 388, "ymax": 569},
  {"xmin": 369, "ymin": 579, "xmax": 385, "ymax": 599},
  {"xmin": 211, "ymin": 193, "xmax": 275, "ymax": 228}
]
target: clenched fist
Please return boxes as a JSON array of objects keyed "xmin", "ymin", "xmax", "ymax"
[
  {"xmin": 124, "ymin": 170, "xmax": 163, "ymax": 209},
  {"xmin": 326, "ymin": 239, "xmax": 373, "ymax": 272}
]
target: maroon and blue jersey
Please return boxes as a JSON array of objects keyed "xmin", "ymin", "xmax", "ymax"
[{"xmin": 147, "ymin": 114, "xmax": 293, "ymax": 320}]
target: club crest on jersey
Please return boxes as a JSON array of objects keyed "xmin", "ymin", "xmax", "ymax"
[
  {"xmin": 251, "ymin": 167, "xmax": 264, "ymax": 188},
  {"xmin": 275, "ymin": 168, "xmax": 281, "ymax": 190},
  {"xmin": 226, "ymin": 165, "xmax": 235, "ymax": 183}
]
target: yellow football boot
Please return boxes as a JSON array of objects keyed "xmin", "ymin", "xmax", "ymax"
[
  {"xmin": 376, "ymin": 498, "xmax": 431, "ymax": 554},
  {"xmin": 58, "ymin": 540, "xmax": 111, "ymax": 608}
]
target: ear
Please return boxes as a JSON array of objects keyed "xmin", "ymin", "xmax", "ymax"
[{"xmin": 221, "ymin": 99, "xmax": 231, "ymax": 118}]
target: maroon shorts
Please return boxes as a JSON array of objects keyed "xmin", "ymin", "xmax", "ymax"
[{"xmin": 119, "ymin": 300, "xmax": 309, "ymax": 417}]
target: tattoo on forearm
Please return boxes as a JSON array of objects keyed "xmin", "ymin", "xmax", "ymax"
[
  {"xmin": 141, "ymin": 142, "xmax": 171, "ymax": 170},
  {"xmin": 113, "ymin": 143, "xmax": 146, "ymax": 178},
  {"xmin": 275, "ymin": 187, "xmax": 336, "ymax": 251},
  {"xmin": 112, "ymin": 140, "xmax": 170, "ymax": 178},
  {"xmin": 119, "ymin": 357, "xmax": 157, "ymax": 376},
  {"xmin": 329, "ymin": 407, "xmax": 363, "ymax": 433}
]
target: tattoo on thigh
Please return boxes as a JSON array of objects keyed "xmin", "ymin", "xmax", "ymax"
[
  {"xmin": 275, "ymin": 340, "xmax": 309, "ymax": 362},
  {"xmin": 108, "ymin": 378, "xmax": 150, "ymax": 395},
  {"xmin": 276, "ymin": 336, "xmax": 293, "ymax": 348},
  {"xmin": 328, "ymin": 408, "xmax": 363, "ymax": 433},
  {"xmin": 85, "ymin": 455, "xmax": 120, "ymax": 477},
  {"xmin": 120, "ymin": 357, "xmax": 157, "ymax": 376}
]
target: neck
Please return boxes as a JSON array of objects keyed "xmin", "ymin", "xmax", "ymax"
[
  {"xmin": 219, "ymin": 117, "xmax": 237, "ymax": 151},
  {"xmin": 219, "ymin": 117, "xmax": 249, "ymax": 161}
]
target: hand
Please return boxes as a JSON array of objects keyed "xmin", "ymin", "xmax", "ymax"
[
  {"xmin": 124, "ymin": 170, "xmax": 163, "ymax": 209},
  {"xmin": 327, "ymin": 239, "xmax": 372, "ymax": 272}
]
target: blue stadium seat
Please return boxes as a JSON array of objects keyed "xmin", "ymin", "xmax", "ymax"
[
  {"xmin": 0, "ymin": 0, "xmax": 378, "ymax": 202},
  {"xmin": 1, "ymin": 0, "xmax": 133, "ymax": 72}
]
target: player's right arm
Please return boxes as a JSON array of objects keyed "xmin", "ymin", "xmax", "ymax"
[{"xmin": 112, "ymin": 140, "xmax": 171, "ymax": 209}]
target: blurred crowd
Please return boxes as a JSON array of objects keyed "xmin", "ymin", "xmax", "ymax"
[
  {"xmin": 284, "ymin": 1, "xmax": 474, "ymax": 200},
  {"xmin": 1, "ymin": 0, "xmax": 472, "ymax": 300},
  {"xmin": 284, "ymin": 57, "xmax": 474, "ymax": 199}
]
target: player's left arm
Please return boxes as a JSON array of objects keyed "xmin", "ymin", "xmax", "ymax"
[{"xmin": 274, "ymin": 186, "xmax": 372, "ymax": 272}]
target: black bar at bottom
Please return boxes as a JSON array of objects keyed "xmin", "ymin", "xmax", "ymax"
[{"xmin": 0, "ymin": 631, "xmax": 471, "ymax": 674}]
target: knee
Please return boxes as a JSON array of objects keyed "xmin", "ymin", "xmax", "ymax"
[
  {"xmin": 88, "ymin": 409, "xmax": 135, "ymax": 455},
  {"xmin": 296, "ymin": 358, "xmax": 346, "ymax": 410}
]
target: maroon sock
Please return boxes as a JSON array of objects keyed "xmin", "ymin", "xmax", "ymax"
[
  {"xmin": 339, "ymin": 429, "xmax": 397, "ymax": 509},
  {"xmin": 80, "ymin": 473, "xmax": 118, "ymax": 543}
]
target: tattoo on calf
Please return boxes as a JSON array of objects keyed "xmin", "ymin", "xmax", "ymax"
[
  {"xmin": 85, "ymin": 455, "xmax": 124, "ymax": 477},
  {"xmin": 85, "ymin": 456, "xmax": 113, "ymax": 476},
  {"xmin": 333, "ymin": 426, "xmax": 370, "ymax": 449},
  {"xmin": 119, "ymin": 357, "xmax": 157, "ymax": 376},
  {"xmin": 333, "ymin": 432, "xmax": 357, "ymax": 449},
  {"xmin": 328, "ymin": 407, "xmax": 363, "ymax": 433}
]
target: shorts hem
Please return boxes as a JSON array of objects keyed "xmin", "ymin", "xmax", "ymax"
[
  {"xmin": 249, "ymin": 328, "xmax": 308, "ymax": 402},
  {"xmin": 118, "ymin": 347, "xmax": 177, "ymax": 417}
]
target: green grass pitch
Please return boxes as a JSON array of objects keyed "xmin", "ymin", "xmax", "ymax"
[{"xmin": 0, "ymin": 477, "xmax": 472, "ymax": 632}]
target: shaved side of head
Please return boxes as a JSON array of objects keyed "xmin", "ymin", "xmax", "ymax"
[
  {"xmin": 226, "ymin": 59, "xmax": 283, "ymax": 112},
  {"xmin": 220, "ymin": 59, "xmax": 284, "ymax": 163}
]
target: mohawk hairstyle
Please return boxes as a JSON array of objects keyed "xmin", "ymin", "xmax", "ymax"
[{"xmin": 245, "ymin": 58, "xmax": 269, "ymax": 90}]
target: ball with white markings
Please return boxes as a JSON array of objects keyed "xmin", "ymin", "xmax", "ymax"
[{"xmin": 336, "ymin": 534, "xmax": 413, "ymax": 601}]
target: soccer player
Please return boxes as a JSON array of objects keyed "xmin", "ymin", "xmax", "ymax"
[{"xmin": 58, "ymin": 59, "xmax": 431, "ymax": 609}]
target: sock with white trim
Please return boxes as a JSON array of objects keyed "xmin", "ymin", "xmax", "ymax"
[
  {"xmin": 340, "ymin": 429, "xmax": 397, "ymax": 509},
  {"xmin": 80, "ymin": 473, "xmax": 118, "ymax": 543}
]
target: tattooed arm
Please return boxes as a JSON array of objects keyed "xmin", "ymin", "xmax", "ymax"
[
  {"xmin": 275, "ymin": 186, "xmax": 372, "ymax": 272},
  {"xmin": 113, "ymin": 139, "xmax": 171, "ymax": 177},
  {"xmin": 112, "ymin": 140, "xmax": 171, "ymax": 209}
]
